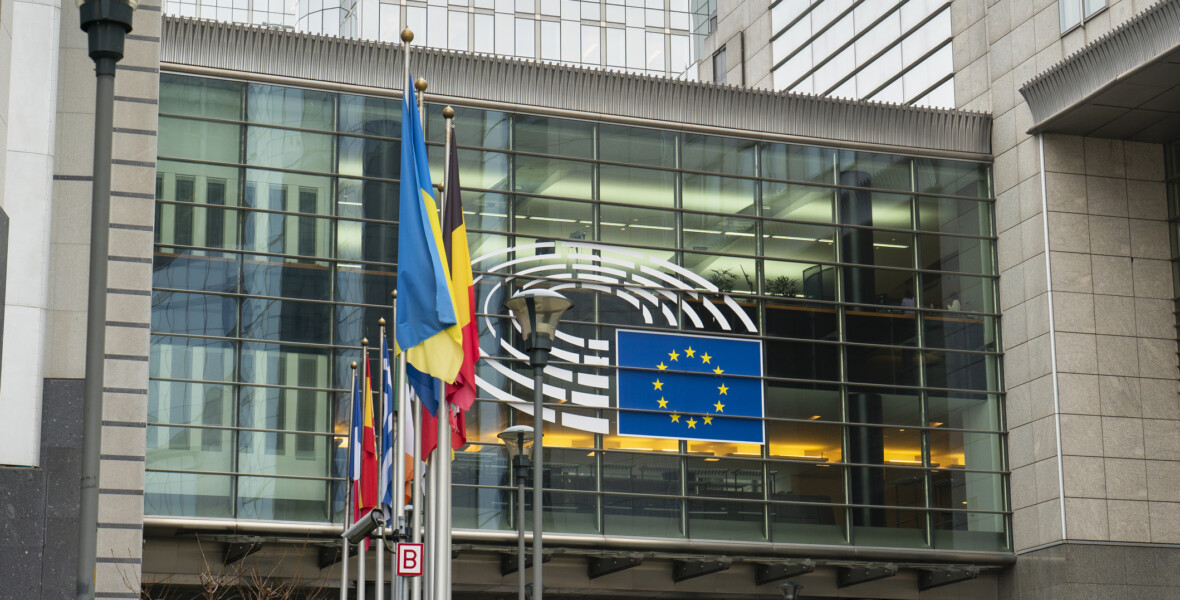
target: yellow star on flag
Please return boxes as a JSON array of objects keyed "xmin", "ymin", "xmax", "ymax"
[
  {"xmin": 686, "ymin": 417, "xmax": 697, "ymax": 429},
  {"xmin": 703, "ymin": 415, "xmax": 713, "ymax": 425},
  {"xmin": 717, "ymin": 383, "xmax": 729, "ymax": 395},
  {"xmin": 713, "ymin": 366, "xmax": 724, "ymax": 374},
  {"xmin": 657, "ymin": 362, "xmax": 667, "ymax": 370},
  {"xmin": 668, "ymin": 349, "xmax": 679, "ymax": 362},
  {"xmin": 714, "ymin": 400, "xmax": 725, "ymax": 412},
  {"xmin": 701, "ymin": 352, "xmax": 712, "ymax": 364},
  {"xmin": 684, "ymin": 347, "xmax": 695, "ymax": 358},
  {"xmin": 653, "ymin": 379, "xmax": 663, "ymax": 390},
  {"xmin": 657, "ymin": 397, "xmax": 668, "ymax": 408},
  {"xmin": 670, "ymin": 413, "xmax": 680, "ymax": 423}
]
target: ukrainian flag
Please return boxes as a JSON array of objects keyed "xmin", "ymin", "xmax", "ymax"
[{"xmin": 395, "ymin": 75, "xmax": 463, "ymax": 383}]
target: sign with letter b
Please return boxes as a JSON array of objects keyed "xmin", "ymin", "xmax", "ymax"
[{"xmin": 396, "ymin": 543, "xmax": 424, "ymax": 576}]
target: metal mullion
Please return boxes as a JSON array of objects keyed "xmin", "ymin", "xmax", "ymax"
[
  {"xmin": 147, "ymin": 467, "xmax": 346, "ymax": 483},
  {"xmin": 160, "ymin": 154, "xmax": 399, "ymax": 185}
]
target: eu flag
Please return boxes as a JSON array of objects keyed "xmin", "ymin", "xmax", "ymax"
[{"xmin": 616, "ymin": 330, "xmax": 764, "ymax": 444}]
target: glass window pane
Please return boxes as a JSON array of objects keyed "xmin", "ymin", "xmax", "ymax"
[
  {"xmin": 921, "ymin": 273, "xmax": 996, "ymax": 313},
  {"xmin": 513, "ymin": 196, "xmax": 594, "ymax": 240},
  {"xmin": 339, "ymin": 94, "xmax": 399, "ymax": 137},
  {"xmin": 599, "ymin": 124, "xmax": 676, "ymax": 168},
  {"xmin": 838, "ymin": 151, "xmax": 912, "ymax": 192},
  {"xmin": 915, "ymin": 158, "xmax": 989, "ymax": 198},
  {"xmin": 153, "ymin": 250, "xmax": 240, "ymax": 293},
  {"xmin": 924, "ymin": 351, "xmax": 999, "ymax": 392},
  {"xmin": 923, "ymin": 312, "xmax": 997, "ymax": 352},
  {"xmin": 918, "ymin": 197, "xmax": 993, "ymax": 236},
  {"xmin": 159, "ymin": 117, "xmax": 241, "ymax": 163},
  {"xmin": 763, "ymin": 182, "xmax": 835, "ymax": 222},
  {"xmin": 152, "ymin": 292, "xmax": 238, "ymax": 337},
  {"xmin": 932, "ymin": 511, "xmax": 1008, "ymax": 551},
  {"xmin": 767, "ymin": 420, "xmax": 843, "ymax": 462},
  {"xmin": 762, "ymin": 143, "xmax": 835, "ymax": 184},
  {"xmin": 151, "ymin": 335, "xmax": 236, "ymax": 382},
  {"xmin": 682, "ymin": 173, "xmax": 755, "ymax": 214},
  {"xmin": 684, "ymin": 213, "xmax": 757, "ymax": 257},
  {"xmin": 601, "ymin": 204, "xmax": 676, "ymax": 248},
  {"xmin": 145, "ymin": 472, "xmax": 233, "ymax": 517},
  {"xmin": 247, "ymin": 84, "xmax": 335, "ymax": 131},
  {"xmin": 929, "ymin": 429, "xmax": 1002, "ymax": 471},
  {"xmin": 683, "ymin": 133, "xmax": 756, "ymax": 176},
  {"xmin": 919, "ymin": 234, "xmax": 994, "ymax": 274},
  {"xmin": 845, "ymin": 345, "xmax": 920, "ymax": 386},
  {"xmin": 246, "ymin": 127, "xmax": 334, "ymax": 173},
  {"xmin": 688, "ymin": 498, "xmax": 766, "ymax": 540},
  {"xmin": 599, "ymin": 164, "xmax": 675, "ymax": 208},
  {"xmin": 927, "ymin": 392, "xmax": 1000, "ymax": 431},
  {"xmin": 845, "ymin": 306, "xmax": 918, "ymax": 347},
  {"xmin": 604, "ymin": 494, "xmax": 684, "ymax": 537},
  {"xmin": 242, "ymin": 256, "xmax": 332, "ymax": 300},
  {"xmin": 513, "ymin": 115, "xmax": 594, "ymax": 159},
  {"xmin": 515, "ymin": 155, "xmax": 593, "ymax": 199},
  {"xmin": 160, "ymin": 73, "xmax": 244, "ymax": 120},
  {"xmin": 237, "ymin": 475, "xmax": 331, "ymax": 522}
]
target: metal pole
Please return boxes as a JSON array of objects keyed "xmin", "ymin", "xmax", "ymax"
[
  {"xmin": 531, "ymin": 366, "xmax": 544, "ymax": 600},
  {"xmin": 376, "ymin": 324, "xmax": 388, "ymax": 600},
  {"xmin": 358, "ymin": 531, "xmax": 367, "ymax": 600},
  {"xmin": 401, "ymin": 28, "xmax": 424, "ymax": 600},
  {"xmin": 342, "ymin": 364, "xmax": 357, "ymax": 600},
  {"xmin": 391, "ymin": 291, "xmax": 406, "ymax": 600},
  {"xmin": 410, "ymin": 379, "xmax": 423, "ymax": 600},
  {"xmin": 517, "ymin": 474, "xmax": 526, "ymax": 600},
  {"xmin": 414, "ymin": 74, "xmax": 435, "ymax": 600},
  {"xmin": 76, "ymin": 0, "xmax": 134, "ymax": 587},
  {"xmin": 434, "ymin": 111, "xmax": 455, "ymax": 600}
]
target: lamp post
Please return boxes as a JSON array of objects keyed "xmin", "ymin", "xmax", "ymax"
[
  {"xmin": 503, "ymin": 289, "xmax": 573, "ymax": 600},
  {"xmin": 76, "ymin": 0, "xmax": 136, "ymax": 598},
  {"xmin": 498, "ymin": 425, "xmax": 534, "ymax": 600},
  {"xmin": 778, "ymin": 582, "xmax": 804, "ymax": 600}
]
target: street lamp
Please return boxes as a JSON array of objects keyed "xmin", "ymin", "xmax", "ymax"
[
  {"xmin": 779, "ymin": 581, "xmax": 804, "ymax": 600},
  {"xmin": 76, "ymin": 0, "xmax": 137, "ymax": 598},
  {"xmin": 498, "ymin": 425, "xmax": 535, "ymax": 600},
  {"xmin": 504, "ymin": 289, "xmax": 573, "ymax": 600}
]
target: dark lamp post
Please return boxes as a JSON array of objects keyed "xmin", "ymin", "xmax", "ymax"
[
  {"xmin": 498, "ymin": 425, "xmax": 535, "ymax": 600},
  {"xmin": 779, "ymin": 581, "xmax": 804, "ymax": 600},
  {"xmin": 77, "ymin": 0, "xmax": 135, "ymax": 598},
  {"xmin": 504, "ymin": 289, "xmax": 573, "ymax": 367},
  {"xmin": 503, "ymin": 289, "xmax": 572, "ymax": 600}
]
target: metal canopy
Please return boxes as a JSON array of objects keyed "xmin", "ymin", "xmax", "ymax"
[{"xmin": 1020, "ymin": 0, "xmax": 1180, "ymax": 142}]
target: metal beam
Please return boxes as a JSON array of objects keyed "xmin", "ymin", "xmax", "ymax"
[
  {"xmin": 499, "ymin": 551, "xmax": 551, "ymax": 576},
  {"xmin": 587, "ymin": 556, "xmax": 643, "ymax": 580},
  {"xmin": 836, "ymin": 564, "xmax": 896, "ymax": 588},
  {"xmin": 223, "ymin": 542, "xmax": 262, "ymax": 565},
  {"xmin": 672, "ymin": 559, "xmax": 731, "ymax": 583},
  {"xmin": 754, "ymin": 560, "xmax": 814, "ymax": 586},
  {"xmin": 318, "ymin": 545, "xmax": 353, "ymax": 569},
  {"xmin": 919, "ymin": 567, "xmax": 978, "ymax": 591}
]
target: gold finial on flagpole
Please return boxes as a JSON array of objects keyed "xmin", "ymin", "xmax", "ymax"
[
  {"xmin": 401, "ymin": 28, "xmax": 414, "ymax": 43},
  {"xmin": 378, "ymin": 318, "xmax": 386, "ymax": 326},
  {"xmin": 442, "ymin": 106, "xmax": 454, "ymax": 119},
  {"xmin": 351, "ymin": 361, "xmax": 358, "ymax": 369},
  {"xmin": 415, "ymin": 77, "xmax": 427, "ymax": 93},
  {"xmin": 362, "ymin": 338, "xmax": 369, "ymax": 347},
  {"xmin": 391, "ymin": 290, "xmax": 397, "ymax": 298}
]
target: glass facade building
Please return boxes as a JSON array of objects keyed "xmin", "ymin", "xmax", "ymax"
[
  {"xmin": 162, "ymin": 0, "xmax": 703, "ymax": 78},
  {"xmin": 150, "ymin": 72, "xmax": 1006, "ymax": 552},
  {"xmin": 768, "ymin": 0, "xmax": 954, "ymax": 106}
]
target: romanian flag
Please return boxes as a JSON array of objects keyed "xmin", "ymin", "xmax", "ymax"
[
  {"xmin": 442, "ymin": 125, "xmax": 480, "ymax": 416},
  {"xmin": 395, "ymin": 74, "xmax": 463, "ymax": 383},
  {"xmin": 356, "ymin": 355, "xmax": 378, "ymax": 525}
]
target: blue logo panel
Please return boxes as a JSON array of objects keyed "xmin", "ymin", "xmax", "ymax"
[{"xmin": 616, "ymin": 330, "xmax": 764, "ymax": 444}]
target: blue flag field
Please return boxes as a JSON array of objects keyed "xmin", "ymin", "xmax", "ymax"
[{"xmin": 616, "ymin": 330, "xmax": 764, "ymax": 444}]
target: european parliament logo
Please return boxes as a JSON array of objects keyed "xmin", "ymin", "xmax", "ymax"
[{"xmin": 616, "ymin": 330, "xmax": 764, "ymax": 444}]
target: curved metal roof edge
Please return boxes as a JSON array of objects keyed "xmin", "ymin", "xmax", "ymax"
[
  {"xmin": 161, "ymin": 16, "xmax": 991, "ymax": 156},
  {"xmin": 1019, "ymin": 0, "xmax": 1180, "ymax": 128}
]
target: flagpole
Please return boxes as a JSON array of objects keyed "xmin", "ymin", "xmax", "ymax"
[
  {"xmin": 359, "ymin": 340, "xmax": 370, "ymax": 600},
  {"xmin": 435, "ymin": 108, "xmax": 457, "ymax": 600},
  {"xmin": 390, "ymin": 292, "xmax": 407, "ymax": 600},
  {"xmin": 342, "ymin": 362, "xmax": 358, "ymax": 600},
  {"xmin": 376, "ymin": 323, "xmax": 388, "ymax": 600}
]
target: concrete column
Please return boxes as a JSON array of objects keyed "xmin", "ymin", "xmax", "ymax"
[{"xmin": 0, "ymin": 0, "xmax": 63, "ymax": 468}]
